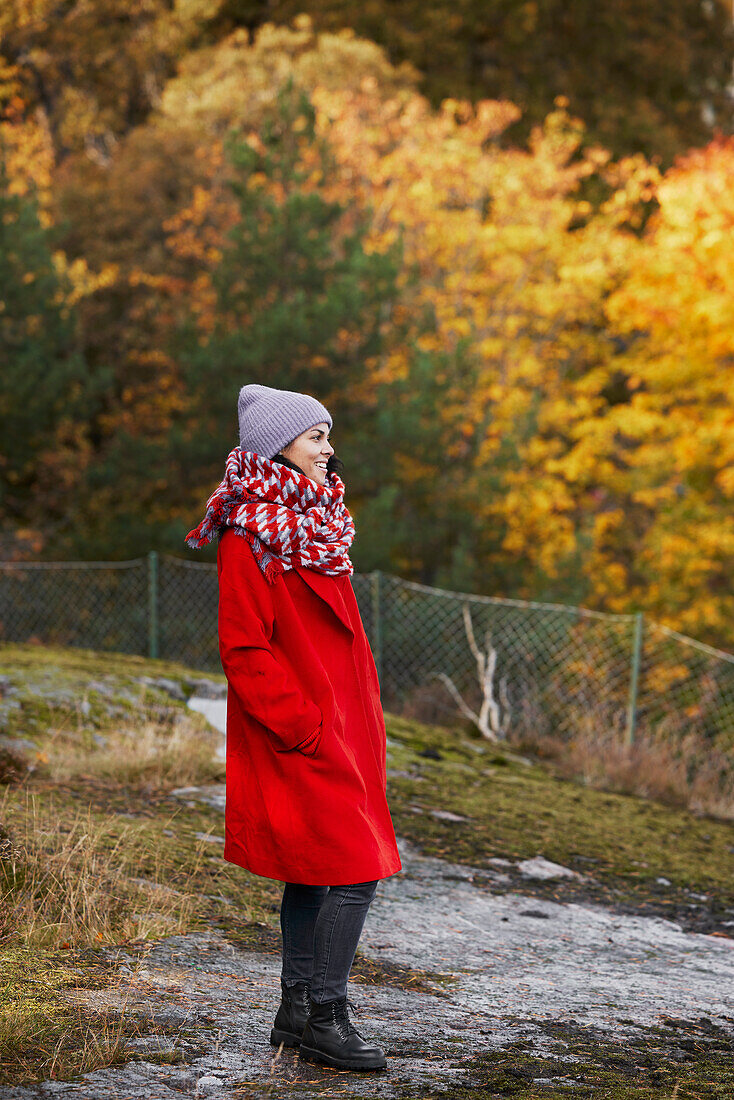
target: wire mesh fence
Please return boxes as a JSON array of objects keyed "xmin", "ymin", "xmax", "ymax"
[
  {"xmin": 158, "ymin": 555, "xmax": 220, "ymax": 672},
  {"xmin": 1, "ymin": 551, "xmax": 733, "ymax": 745},
  {"xmin": 639, "ymin": 623, "xmax": 734, "ymax": 742},
  {"xmin": 0, "ymin": 558, "xmax": 149, "ymax": 656},
  {"xmin": 374, "ymin": 573, "xmax": 640, "ymax": 740}
]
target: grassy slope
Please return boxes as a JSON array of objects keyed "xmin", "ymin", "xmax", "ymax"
[
  {"xmin": 384, "ymin": 714, "xmax": 734, "ymax": 920},
  {"xmin": 1, "ymin": 643, "xmax": 733, "ymax": 1094}
]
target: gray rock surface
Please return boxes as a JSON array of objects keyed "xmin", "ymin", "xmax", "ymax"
[
  {"xmin": 429, "ymin": 809, "xmax": 470, "ymax": 822},
  {"xmin": 169, "ymin": 785, "xmax": 226, "ymax": 812},
  {"xmin": 516, "ymin": 856, "xmax": 586, "ymax": 880},
  {"xmin": 186, "ymin": 697, "xmax": 226, "ymax": 762},
  {"xmin": 0, "ymin": 736, "xmax": 38, "ymax": 755},
  {"xmin": 3, "ymin": 836, "xmax": 733, "ymax": 1099},
  {"xmin": 185, "ymin": 679, "xmax": 227, "ymax": 701},
  {"xmin": 138, "ymin": 676, "xmax": 187, "ymax": 702}
]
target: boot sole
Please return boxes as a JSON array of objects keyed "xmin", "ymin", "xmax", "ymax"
[
  {"xmin": 299, "ymin": 1044, "xmax": 387, "ymax": 1071},
  {"xmin": 269, "ymin": 1027, "xmax": 302, "ymax": 1049}
]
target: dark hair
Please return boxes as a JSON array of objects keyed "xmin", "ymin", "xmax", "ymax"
[{"xmin": 271, "ymin": 452, "xmax": 344, "ymax": 478}]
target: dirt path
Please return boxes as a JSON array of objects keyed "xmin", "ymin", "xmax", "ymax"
[{"xmin": 3, "ymin": 825, "xmax": 733, "ymax": 1100}]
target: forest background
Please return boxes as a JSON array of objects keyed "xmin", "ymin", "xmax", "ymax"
[{"xmin": 2, "ymin": 0, "xmax": 734, "ymax": 651}]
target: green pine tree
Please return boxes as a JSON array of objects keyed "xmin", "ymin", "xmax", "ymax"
[
  {"xmin": 173, "ymin": 79, "xmax": 402, "ymax": 503},
  {"xmin": 354, "ymin": 338, "xmax": 488, "ymax": 587},
  {"xmin": 55, "ymin": 82, "xmax": 402, "ymax": 559},
  {"xmin": 0, "ymin": 140, "xmax": 98, "ymax": 529}
]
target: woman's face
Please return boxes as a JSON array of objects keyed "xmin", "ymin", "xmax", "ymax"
[{"xmin": 281, "ymin": 422, "xmax": 334, "ymax": 487}]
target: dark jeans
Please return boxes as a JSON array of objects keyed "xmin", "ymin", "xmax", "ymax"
[{"xmin": 280, "ymin": 880, "xmax": 379, "ymax": 1002}]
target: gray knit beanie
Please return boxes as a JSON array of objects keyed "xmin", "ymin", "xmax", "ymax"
[{"xmin": 237, "ymin": 383, "xmax": 332, "ymax": 459}]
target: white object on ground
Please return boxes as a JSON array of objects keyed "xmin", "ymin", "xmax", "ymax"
[
  {"xmin": 188, "ymin": 695, "xmax": 227, "ymax": 761},
  {"xmin": 516, "ymin": 856, "xmax": 586, "ymax": 880}
]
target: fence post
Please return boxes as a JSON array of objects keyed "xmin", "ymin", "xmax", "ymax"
[
  {"xmin": 370, "ymin": 570, "xmax": 382, "ymax": 686},
  {"xmin": 147, "ymin": 550, "xmax": 159, "ymax": 660},
  {"xmin": 625, "ymin": 612, "xmax": 643, "ymax": 746}
]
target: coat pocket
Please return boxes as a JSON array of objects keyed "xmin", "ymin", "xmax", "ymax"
[
  {"xmin": 274, "ymin": 711, "xmax": 324, "ymax": 757},
  {"xmin": 293, "ymin": 716, "xmax": 323, "ymax": 757}
]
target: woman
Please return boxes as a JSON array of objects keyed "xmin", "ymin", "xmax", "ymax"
[{"xmin": 185, "ymin": 383, "xmax": 402, "ymax": 1072}]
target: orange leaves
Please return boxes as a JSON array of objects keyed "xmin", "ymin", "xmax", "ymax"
[
  {"xmin": 162, "ymin": 178, "xmax": 235, "ymax": 266},
  {"xmin": 377, "ymin": 111, "xmax": 728, "ymax": 645},
  {"xmin": 157, "ymin": 15, "xmax": 418, "ymax": 141},
  {"xmin": 3, "ymin": 8, "xmax": 729, "ymax": 638},
  {"xmin": 581, "ymin": 137, "xmax": 734, "ymax": 640},
  {"xmin": 608, "ymin": 136, "xmax": 734, "ymax": 362}
]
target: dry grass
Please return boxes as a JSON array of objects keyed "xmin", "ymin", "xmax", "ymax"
[
  {"xmin": 0, "ymin": 649, "xmax": 240, "ymax": 1084},
  {"xmin": 397, "ymin": 679, "xmax": 734, "ymax": 821},
  {"xmin": 0, "ymin": 788, "xmax": 215, "ymax": 949},
  {"xmin": 397, "ymin": 667, "xmax": 734, "ymax": 822},
  {"xmin": 523, "ymin": 724, "xmax": 734, "ymax": 820},
  {"xmin": 2, "ymin": 992, "xmax": 130, "ymax": 1084},
  {"xmin": 42, "ymin": 710, "xmax": 223, "ymax": 792},
  {"xmin": 0, "ymin": 946, "xmax": 196, "ymax": 1085}
]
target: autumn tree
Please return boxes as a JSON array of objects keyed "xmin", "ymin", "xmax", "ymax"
[
  {"xmin": 167, "ymin": 79, "xmax": 402, "ymax": 512},
  {"xmin": 0, "ymin": 138, "xmax": 103, "ymax": 546},
  {"xmin": 0, "ymin": 0, "xmax": 211, "ymax": 163},
  {"xmin": 542, "ymin": 137, "xmax": 734, "ymax": 645},
  {"xmin": 54, "ymin": 75, "xmax": 401, "ymax": 558},
  {"xmin": 4, "ymin": 2, "xmax": 730, "ymax": 171},
  {"xmin": 307, "ymin": 82, "xmax": 660, "ymax": 591},
  {"xmin": 3, "ymin": 6, "xmax": 731, "ymax": 652},
  {"xmin": 203, "ymin": 2, "xmax": 733, "ymax": 167},
  {"xmin": 29, "ymin": 20, "xmax": 416, "ymax": 557},
  {"xmin": 447, "ymin": 132, "xmax": 734, "ymax": 647}
]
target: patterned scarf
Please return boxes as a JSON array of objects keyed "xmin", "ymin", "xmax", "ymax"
[{"xmin": 185, "ymin": 447, "xmax": 355, "ymax": 584}]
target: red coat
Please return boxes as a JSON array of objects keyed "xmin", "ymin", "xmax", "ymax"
[{"xmin": 216, "ymin": 527, "xmax": 402, "ymax": 885}]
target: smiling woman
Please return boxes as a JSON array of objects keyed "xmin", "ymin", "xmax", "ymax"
[
  {"xmin": 184, "ymin": 383, "xmax": 400, "ymax": 1072},
  {"xmin": 276, "ymin": 422, "xmax": 335, "ymax": 487}
]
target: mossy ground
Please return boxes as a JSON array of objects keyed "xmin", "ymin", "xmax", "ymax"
[
  {"xmin": 0, "ymin": 946, "xmax": 208, "ymax": 1086},
  {"xmin": 383, "ymin": 715, "xmax": 734, "ymax": 936},
  {"xmin": 0, "ymin": 641, "xmax": 205, "ymax": 687},
  {"xmin": 0, "ymin": 642, "xmax": 217, "ymax": 746},
  {"xmin": 1, "ymin": 642, "xmax": 733, "ymax": 1094},
  {"xmin": 389, "ymin": 1014, "xmax": 734, "ymax": 1100}
]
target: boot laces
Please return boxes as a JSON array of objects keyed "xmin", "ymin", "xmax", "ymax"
[
  {"xmin": 331, "ymin": 997, "xmax": 360, "ymax": 1041},
  {"xmin": 284, "ymin": 981, "xmax": 312, "ymax": 1016}
]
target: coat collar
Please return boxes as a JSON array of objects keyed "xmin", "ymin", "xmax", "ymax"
[{"xmin": 291, "ymin": 565, "xmax": 355, "ymax": 638}]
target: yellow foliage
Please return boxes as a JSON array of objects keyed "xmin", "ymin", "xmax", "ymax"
[
  {"xmin": 52, "ymin": 255, "xmax": 119, "ymax": 306},
  {"xmin": 0, "ymin": 100, "xmax": 55, "ymax": 210},
  {"xmin": 131, "ymin": 23, "xmax": 734, "ymax": 646},
  {"xmin": 155, "ymin": 16, "xmax": 419, "ymax": 138},
  {"xmin": 645, "ymin": 664, "xmax": 691, "ymax": 694}
]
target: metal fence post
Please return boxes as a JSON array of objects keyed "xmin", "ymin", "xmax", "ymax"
[
  {"xmin": 147, "ymin": 550, "xmax": 159, "ymax": 660},
  {"xmin": 371, "ymin": 569, "xmax": 383, "ymax": 686},
  {"xmin": 625, "ymin": 612, "xmax": 644, "ymax": 746}
]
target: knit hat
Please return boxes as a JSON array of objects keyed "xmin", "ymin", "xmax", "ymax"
[{"xmin": 237, "ymin": 384, "xmax": 332, "ymax": 459}]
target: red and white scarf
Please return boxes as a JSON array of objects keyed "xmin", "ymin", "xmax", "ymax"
[{"xmin": 185, "ymin": 447, "xmax": 355, "ymax": 584}]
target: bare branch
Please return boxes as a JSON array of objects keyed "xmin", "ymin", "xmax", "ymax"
[
  {"xmin": 431, "ymin": 602, "xmax": 510, "ymax": 742},
  {"xmin": 432, "ymin": 672, "xmax": 479, "ymax": 727}
]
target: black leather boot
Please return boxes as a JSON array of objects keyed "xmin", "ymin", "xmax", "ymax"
[
  {"xmin": 269, "ymin": 978, "xmax": 312, "ymax": 1048},
  {"xmin": 298, "ymin": 994, "xmax": 387, "ymax": 1070}
]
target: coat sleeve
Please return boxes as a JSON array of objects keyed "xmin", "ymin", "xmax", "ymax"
[{"xmin": 217, "ymin": 536, "xmax": 322, "ymax": 755}]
